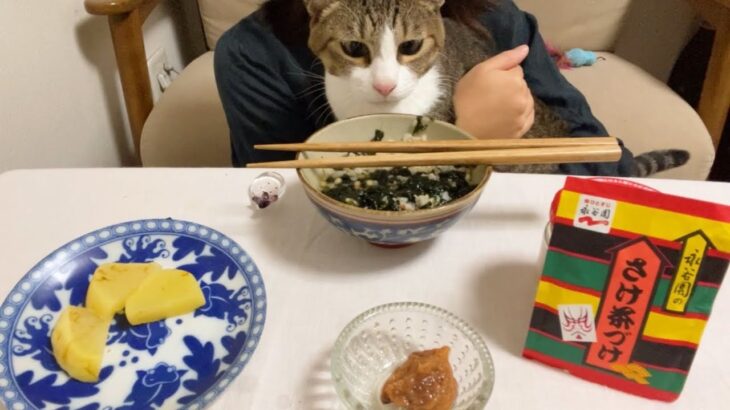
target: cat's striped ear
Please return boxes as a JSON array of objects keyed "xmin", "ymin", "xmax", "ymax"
[
  {"xmin": 419, "ymin": 0, "xmax": 445, "ymax": 11},
  {"xmin": 303, "ymin": 0, "xmax": 341, "ymax": 22}
]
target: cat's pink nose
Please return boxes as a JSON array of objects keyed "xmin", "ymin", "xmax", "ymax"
[{"xmin": 373, "ymin": 82, "xmax": 396, "ymax": 97}]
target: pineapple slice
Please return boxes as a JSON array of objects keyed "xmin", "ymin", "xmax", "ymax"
[
  {"xmin": 125, "ymin": 269, "xmax": 205, "ymax": 325},
  {"xmin": 51, "ymin": 306, "xmax": 110, "ymax": 383},
  {"xmin": 85, "ymin": 262, "xmax": 162, "ymax": 319}
]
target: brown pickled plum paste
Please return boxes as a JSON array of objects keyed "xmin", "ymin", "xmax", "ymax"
[{"xmin": 381, "ymin": 346, "xmax": 458, "ymax": 410}]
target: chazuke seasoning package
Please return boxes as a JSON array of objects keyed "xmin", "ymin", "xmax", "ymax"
[{"xmin": 523, "ymin": 177, "xmax": 730, "ymax": 401}]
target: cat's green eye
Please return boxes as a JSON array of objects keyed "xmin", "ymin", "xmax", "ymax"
[
  {"xmin": 398, "ymin": 39, "xmax": 424, "ymax": 56},
  {"xmin": 341, "ymin": 41, "xmax": 369, "ymax": 59}
]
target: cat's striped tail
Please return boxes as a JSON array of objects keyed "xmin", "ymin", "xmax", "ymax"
[{"xmin": 633, "ymin": 149, "xmax": 690, "ymax": 177}]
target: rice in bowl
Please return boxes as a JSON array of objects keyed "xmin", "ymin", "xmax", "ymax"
[
  {"xmin": 320, "ymin": 166, "xmax": 476, "ymax": 211},
  {"xmin": 315, "ymin": 117, "xmax": 478, "ymax": 212}
]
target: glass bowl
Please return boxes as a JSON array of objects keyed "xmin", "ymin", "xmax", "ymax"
[{"xmin": 331, "ymin": 302, "xmax": 495, "ymax": 409}]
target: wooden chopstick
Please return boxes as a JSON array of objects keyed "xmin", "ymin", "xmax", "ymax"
[
  {"xmin": 246, "ymin": 144, "xmax": 622, "ymax": 169},
  {"xmin": 254, "ymin": 137, "xmax": 618, "ymax": 153}
]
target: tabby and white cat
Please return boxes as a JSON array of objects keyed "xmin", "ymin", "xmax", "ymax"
[{"xmin": 302, "ymin": 0, "xmax": 688, "ymax": 176}]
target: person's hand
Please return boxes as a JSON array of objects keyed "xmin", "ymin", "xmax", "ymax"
[{"xmin": 453, "ymin": 45, "xmax": 535, "ymax": 139}]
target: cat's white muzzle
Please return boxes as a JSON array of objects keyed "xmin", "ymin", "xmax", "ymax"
[{"xmin": 325, "ymin": 67, "xmax": 441, "ymax": 120}]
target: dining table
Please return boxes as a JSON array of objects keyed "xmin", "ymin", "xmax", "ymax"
[{"xmin": 0, "ymin": 168, "xmax": 728, "ymax": 410}]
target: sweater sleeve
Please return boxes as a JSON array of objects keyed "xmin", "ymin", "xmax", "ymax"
[
  {"xmin": 214, "ymin": 15, "xmax": 319, "ymax": 167},
  {"xmin": 480, "ymin": 1, "xmax": 636, "ymax": 176}
]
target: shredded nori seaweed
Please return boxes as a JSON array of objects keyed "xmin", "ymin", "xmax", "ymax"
[
  {"xmin": 372, "ymin": 129, "xmax": 385, "ymax": 142},
  {"xmin": 349, "ymin": 129, "xmax": 385, "ymax": 157},
  {"xmin": 412, "ymin": 116, "xmax": 428, "ymax": 136},
  {"xmin": 323, "ymin": 119, "xmax": 469, "ymax": 211},
  {"xmin": 321, "ymin": 167, "xmax": 474, "ymax": 211}
]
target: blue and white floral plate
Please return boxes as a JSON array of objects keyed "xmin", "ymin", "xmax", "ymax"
[{"xmin": 0, "ymin": 219, "xmax": 267, "ymax": 410}]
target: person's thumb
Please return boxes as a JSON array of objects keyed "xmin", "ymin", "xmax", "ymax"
[{"xmin": 479, "ymin": 45, "xmax": 529, "ymax": 71}]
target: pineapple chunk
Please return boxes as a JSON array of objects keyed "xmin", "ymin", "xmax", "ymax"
[
  {"xmin": 51, "ymin": 306, "xmax": 110, "ymax": 383},
  {"xmin": 86, "ymin": 262, "xmax": 162, "ymax": 319},
  {"xmin": 125, "ymin": 269, "xmax": 205, "ymax": 325}
]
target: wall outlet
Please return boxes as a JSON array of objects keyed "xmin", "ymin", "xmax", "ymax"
[{"xmin": 147, "ymin": 48, "xmax": 171, "ymax": 103}]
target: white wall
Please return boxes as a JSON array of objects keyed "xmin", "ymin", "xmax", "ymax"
[{"xmin": 0, "ymin": 0, "xmax": 206, "ymax": 173}]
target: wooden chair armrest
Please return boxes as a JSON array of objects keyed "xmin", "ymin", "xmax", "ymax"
[
  {"xmin": 84, "ymin": 0, "xmax": 162, "ymax": 162},
  {"xmin": 85, "ymin": 0, "xmax": 146, "ymax": 15}
]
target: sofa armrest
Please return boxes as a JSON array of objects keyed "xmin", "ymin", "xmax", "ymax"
[{"xmin": 83, "ymin": 0, "xmax": 163, "ymax": 163}]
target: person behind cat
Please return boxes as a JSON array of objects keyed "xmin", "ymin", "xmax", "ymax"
[{"xmin": 214, "ymin": 0, "xmax": 636, "ymax": 176}]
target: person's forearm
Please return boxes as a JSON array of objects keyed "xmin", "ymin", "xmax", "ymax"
[{"xmin": 478, "ymin": 1, "xmax": 634, "ymax": 176}]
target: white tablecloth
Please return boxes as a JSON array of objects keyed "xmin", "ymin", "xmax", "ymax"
[{"xmin": 1, "ymin": 169, "xmax": 729, "ymax": 410}]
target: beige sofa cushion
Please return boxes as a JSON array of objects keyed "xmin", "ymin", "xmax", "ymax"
[
  {"xmin": 141, "ymin": 52, "xmax": 231, "ymax": 167},
  {"xmin": 562, "ymin": 53, "xmax": 715, "ymax": 180},
  {"xmin": 513, "ymin": 0, "xmax": 633, "ymax": 51},
  {"xmin": 198, "ymin": 0, "xmax": 264, "ymax": 49},
  {"xmin": 613, "ymin": 0, "xmax": 698, "ymax": 82},
  {"xmin": 196, "ymin": 0, "xmax": 696, "ymax": 85},
  {"xmin": 199, "ymin": 0, "xmax": 635, "ymax": 51}
]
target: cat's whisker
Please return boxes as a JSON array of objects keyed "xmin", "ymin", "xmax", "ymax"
[
  {"xmin": 296, "ymin": 83, "xmax": 327, "ymax": 98},
  {"xmin": 314, "ymin": 92, "xmax": 343, "ymax": 125},
  {"xmin": 297, "ymin": 88, "xmax": 325, "ymax": 99},
  {"xmin": 308, "ymin": 99, "xmax": 333, "ymax": 124},
  {"xmin": 288, "ymin": 71, "xmax": 325, "ymax": 81},
  {"xmin": 308, "ymin": 59, "xmax": 324, "ymax": 73},
  {"xmin": 315, "ymin": 106, "xmax": 333, "ymax": 127},
  {"xmin": 300, "ymin": 92, "xmax": 327, "ymax": 106},
  {"xmin": 297, "ymin": 80, "xmax": 325, "ymax": 92},
  {"xmin": 304, "ymin": 91, "xmax": 329, "ymax": 113},
  {"xmin": 308, "ymin": 101, "xmax": 329, "ymax": 119},
  {"xmin": 299, "ymin": 89, "xmax": 327, "ymax": 101},
  {"xmin": 307, "ymin": 86, "xmax": 329, "ymax": 101},
  {"xmin": 286, "ymin": 65, "xmax": 326, "ymax": 82}
]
